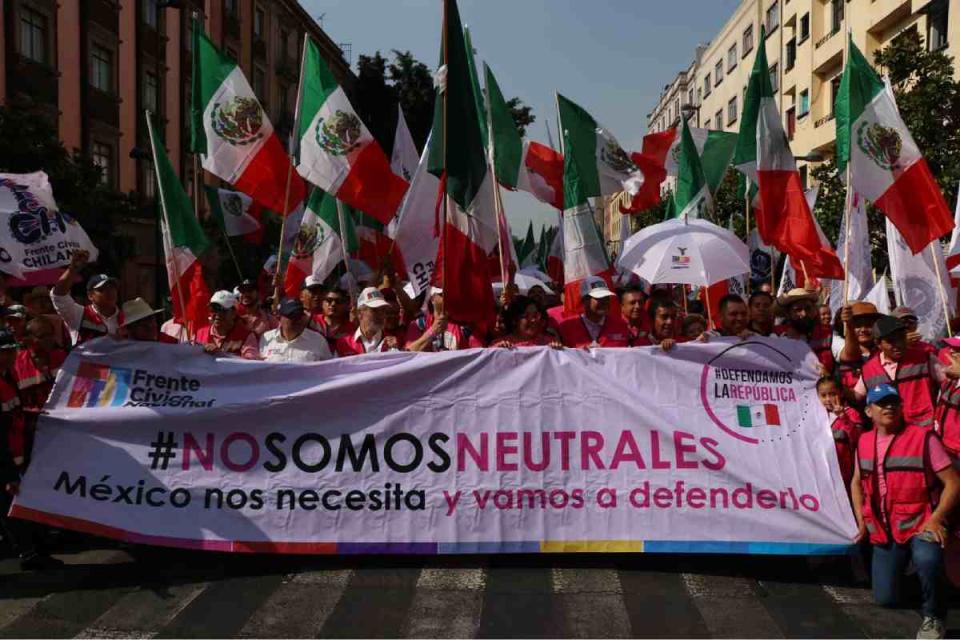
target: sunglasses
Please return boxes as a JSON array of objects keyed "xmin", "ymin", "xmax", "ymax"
[{"xmin": 323, "ymin": 297, "xmax": 345, "ymax": 304}]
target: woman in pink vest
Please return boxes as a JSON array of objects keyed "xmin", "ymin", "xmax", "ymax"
[
  {"xmin": 492, "ymin": 296, "xmax": 562, "ymax": 348},
  {"xmin": 851, "ymin": 384, "xmax": 959, "ymax": 639}
]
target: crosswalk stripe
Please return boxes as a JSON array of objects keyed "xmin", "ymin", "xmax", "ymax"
[
  {"xmin": 821, "ymin": 583, "xmax": 921, "ymax": 639},
  {"xmin": 681, "ymin": 573, "xmax": 783, "ymax": 639},
  {"xmin": 74, "ymin": 581, "xmax": 209, "ymax": 639},
  {"xmin": 552, "ymin": 568, "xmax": 632, "ymax": 638},
  {"xmin": 404, "ymin": 568, "xmax": 486, "ymax": 638},
  {"xmin": 0, "ymin": 584, "xmax": 136, "ymax": 639},
  {"xmin": 318, "ymin": 567, "xmax": 423, "ymax": 638},
  {"xmin": 237, "ymin": 570, "xmax": 352, "ymax": 638}
]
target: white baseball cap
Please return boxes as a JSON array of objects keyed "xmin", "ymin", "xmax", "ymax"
[
  {"xmin": 209, "ymin": 290, "xmax": 238, "ymax": 310},
  {"xmin": 303, "ymin": 275, "xmax": 324, "ymax": 289},
  {"xmin": 580, "ymin": 276, "xmax": 615, "ymax": 299},
  {"xmin": 357, "ymin": 287, "xmax": 390, "ymax": 309}
]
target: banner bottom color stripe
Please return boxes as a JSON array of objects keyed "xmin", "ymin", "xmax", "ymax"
[{"xmin": 9, "ymin": 506, "xmax": 853, "ymax": 556}]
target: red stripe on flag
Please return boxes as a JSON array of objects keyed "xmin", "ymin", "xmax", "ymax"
[
  {"xmin": 764, "ymin": 404, "xmax": 780, "ymax": 426},
  {"xmin": 875, "ymin": 159, "xmax": 955, "ymax": 255},
  {"xmin": 171, "ymin": 260, "xmax": 211, "ymax": 335},
  {"xmin": 338, "ymin": 143, "xmax": 410, "ymax": 226},
  {"xmin": 435, "ymin": 222, "xmax": 496, "ymax": 333},
  {"xmin": 234, "ymin": 134, "xmax": 305, "ymax": 215}
]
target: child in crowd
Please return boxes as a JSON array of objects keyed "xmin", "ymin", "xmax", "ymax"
[{"xmin": 817, "ymin": 376, "xmax": 863, "ymax": 488}]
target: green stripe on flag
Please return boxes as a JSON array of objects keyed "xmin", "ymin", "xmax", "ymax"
[
  {"xmin": 151, "ymin": 115, "xmax": 210, "ymax": 254},
  {"xmin": 736, "ymin": 405, "xmax": 753, "ymax": 428},
  {"xmin": 733, "ymin": 25, "xmax": 773, "ymax": 168},
  {"xmin": 835, "ymin": 35, "xmax": 885, "ymax": 173},
  {"xmin": 189, "ymin": 18, "xmax": 238, "ymax": 155},
  {"xmin": 485, "ymin": 62, "xmax": 523, "ymax": 188},
  {"xmin": 298, "ymin": 37, "xmax": 341, "ymax": 142},
  {"xmin": 557, "ymin": 93, "xmax": 601, "ymax": 209}
]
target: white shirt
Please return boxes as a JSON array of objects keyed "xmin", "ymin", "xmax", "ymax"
[
  {"xmin": 50, "ymin": 291, "xmax": 120, "ymax": 345},
  {"xmin": 356, "ymin": 327, "xmax": 386, "ymax": 354},
  {"xmin": 259, "ymin": 327, "xmax": 333, "ymax": 363}
]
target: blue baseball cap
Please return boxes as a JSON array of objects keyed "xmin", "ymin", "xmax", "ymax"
[{"xmin": 866, "ymin": 383, "xmax": 900, "ymax": 405}]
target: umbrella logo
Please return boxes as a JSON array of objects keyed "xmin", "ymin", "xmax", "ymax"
[
  {"xmin": 671, "ymin": 247, "xmax": 691, "ymax": 269},
  {"xmin": 699, "ymin": 341, "xmax": 806, "ymax": 445}
]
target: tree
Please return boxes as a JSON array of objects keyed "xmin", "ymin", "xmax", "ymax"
[
  {"xmin": 388, "ymin": 51, "xmax": 436, "ymax": 150},
  {"xmin": 505, "ymin": 97, "xmax": 535, "ymax": 138}
]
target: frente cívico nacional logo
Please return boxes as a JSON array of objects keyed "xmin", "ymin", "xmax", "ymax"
[{"xmin": 700, "ymin": 341, "xmax": 804, "ymax": 445}]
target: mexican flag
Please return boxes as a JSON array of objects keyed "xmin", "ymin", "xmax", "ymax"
[
  {"xmin": 391, "ymin": 108, "xmax": 419, "ymax": 182},
  {"xmin": 484, "ymin": 62, "xmax": 523, "ymax": 189},
  {"xmin": 737, "ymin": 404, "xmax": 781, "ymax": 428},
  {"xmin": 665, "ymin": 126, "xmax": 737, "ymax": 196},
  {"xmin": 283, "ymin": 188, "xmax": 358, "ymax": 299},
  {"xmin": 352, "ymin": 207, "xmax": 405, "ymax": 276},
  {"xmin": 204, "ymin": 187, "xmax": 262, "ymax": 238},
  {"xmin": 621, "ymin": 129, "xmax": 675, "ymax": 213},
  {"xmin": 556, "ymin": 93, "xmax": 644, "ymax": 198},
  {"xmin": 836, "ymin": 36, "xmax": 953, "ymax": 254},
  {"xmin": 557, "ymin": 93, "xmax": 623, "ymax": 314},
  {"xmin": 427, "ymin": 0, "xmax": 498, "ymax": 331},
  {"xmin": 189, "ymin": 20, "xmax": 303, "ymax": 215},
  {"xmin": 733, "ymin": 25, "xmax": 843, "ymax": 279},
  {"xmin": 667, "ymin": 117, "xmax": 711, "ymax": 219},
  {"xmin": 517, "ymin": 220, "xmax": 536, "ymax": 267},
  {"xmin": 147, "ymin": 114, "xmax": 211, "ymax": 336},
  {"xmin": 296, "ymin": 36, "xmax": 409, "ymax": 225},
  {"xmin": 516, "ymin": 141, "xmax": 565, "ymax": 209}
]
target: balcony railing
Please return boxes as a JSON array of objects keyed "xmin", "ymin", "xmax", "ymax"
[
  {"xmin": 815, "ymin": 28, "xmax": 840, "ymax": 49},
  {"xmin": 814, "ymin": 113, "xmax": 835, "ymax": 128}
]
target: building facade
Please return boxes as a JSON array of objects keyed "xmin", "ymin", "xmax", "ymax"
[
  {"xmin": 0, "ymin": 0, "xmax": 352, "ymax": 302},
  {"xmin": 647, "ymin": 0, "xmax": 956, "ymax": 188}
]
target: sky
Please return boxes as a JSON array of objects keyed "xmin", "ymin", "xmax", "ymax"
[{"xmin": 298, "ymin": 0, "xmax": 741, "ymax": 234}]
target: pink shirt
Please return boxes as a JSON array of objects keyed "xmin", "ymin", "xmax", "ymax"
[{"xmin": 853, "ymin": 351, "xmax": 946, "ymax": 400}]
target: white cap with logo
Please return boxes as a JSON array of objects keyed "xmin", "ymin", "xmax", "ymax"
[
  {"xmin": 579, "ymin": 276, "xmax": 615, "ymax": 299},
  {"xmin": 357, "ymin": 287, "xmax": 390, "ymax": 309},
  {"xmin": 209, "ymin": 290, "xmax": 239, "ymax": 310}
]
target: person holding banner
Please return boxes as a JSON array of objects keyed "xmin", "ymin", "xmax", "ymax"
[
  {"xmin": 196, "ymin": 291, "xmax": 259, "ymax": 360},
  {"xmin": 773, "ymin": 289, "xmax": 835, "ymax": 374},
  {"xmin": 557, "ymin": 277, "xmax": 630, "ymax": 348},
  {"xmin": 50, "ymin": 250, "xmax": 121, "ymax": 346},
  {"xmin": 313, "ymin": 284, "xmax": 357, "ymax": 352},
  {"xmin": 747, "ymin": 291, "xmax": 775, "ymax": 337},
  {"xmin": 335, "ymin": 288, "xmax": 401, "ymax": 356},
  {"xmin": 703, "ymin": 295, "xmax": 753, "ymax": 340},
  {"xmin": 633, "ymin": 299, "xmax": 681, "ymax": 351},
  {"xmin": 851, "ymin": 384, "xmax": 959, "ymax": 640},
  {"xmin": 260, "ymin": 299, "xmax": 332, "ymax": 363},
  {"xmin": 492, "ymin": 296, "xmax": 562, "ymax": 349},
  {"xmin": 619, "ymin": 286, "xmax": 649, "ymax": 343}
]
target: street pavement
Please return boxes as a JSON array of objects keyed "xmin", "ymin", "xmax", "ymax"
[{"xmin": 0, "ymin": 538, "xmax": 954, "ymax": 638}]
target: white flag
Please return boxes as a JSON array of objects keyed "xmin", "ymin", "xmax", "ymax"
[
  {"xmin": 828, "ymin": 192, "xmax": 874, "ymax": 315},
  {"xmin": 389, "ymin": 132, "xmax": 440, "ymax": 296},
  {"xmin": 887, "ymin": 218, "xmax": 954, "ymax": 339},
  {"xmin": 864, "ymin": 275, "xmax": 892, "ymax": 315},
  {"xmin": 390, "ymin": 108, "xmax": 419, "ymax": 183},
  {"xmin": 945, "ymin": 180, "xmax": 960, "ymax": 267},
  {"xmin": 0, "ymin": 171, "xmax": 99, "ymax": 278}
]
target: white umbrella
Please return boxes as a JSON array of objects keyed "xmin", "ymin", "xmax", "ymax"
[
  {"xmin": 617, "ymin": 217, "xmax": 749, "ymax": 286},
  {"xmin": 492, "ymin": 273, "xmax": 554, "ymax": 296}
]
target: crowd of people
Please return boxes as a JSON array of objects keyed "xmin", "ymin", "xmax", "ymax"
[{"xmin": 0, "ymin": 249, "xmax": 958, "ymax": 637}]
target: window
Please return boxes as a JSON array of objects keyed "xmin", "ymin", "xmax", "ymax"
[
  {"xmin": 727, "ymin": 97, "xmax": 738, "ymax": 125},
  {"xmin": 90, "ymin": 45, "xmax": 113, "ymax": 93},
  {"xmin": 92, "ymin": 142, "xmax": 112, "ymax": 187},
  {"xmin": 253, "ymin": 67, "xmax": 267, "ymax": 102},
  {"xmin": 715, "ymin": 110, "xmax": 723, "ymax": 130},
  {"xmin": 225, "ymin": 47, "xmax": 238, "ymax": 63},
  {"xmin": 688, "ymin": 88, "xmax": 695, "ymax": 106},
  {"xmin": 831, "ymin": 0, "xmax": 843, "ymax": 34},
  {"xmin": 727, "ymin": 44, "xmax": 738, "ymax": 71},
  {"xmin": 254, "ymin": 8, "xmax": 265, "ymax": 39},
  {"xmin": 769, "ymin": 63, "xmax": 779, "ymax": 92},
  {"xmin": 928, "ymin": 0, "xmax": 949, "ymax": 52},
  {"xmin": 799, "ymin": 14, "xmax": 810, "ymax": 42},
  {"xmin": 830, "ymin": 75, "xmax": 841, "ymax": 116},
  {"xmin": 704, "ymin": 73, "xmax": 712, "ymax": 97},
  {"xmin": 224, "ymin": 0, "xmax": 239, "ymax": 18},
  {"xmin": 142, "ymin": 0, "xmax": 159, "ymax": 28},
  {"xmin": 714, "ymin": 60, "xmax": 723, "ymax": 86},
  {"xmin": 798, "ymin": 89, "xmax": 809, "ymax": 116},
  {"xmin": 743, "ymin": 25, "xmax": 754, "ymax": 56},
  {"xmin": 786, "ymin": 107, "xmax": 796, "ymax": 140},
  {"xmin": 18, "ymin": 7, "xmax": 48, "ymax": 64},
  {"xmin": 785, "ymin": 38, "xmax": 796, "ymax": 70},
  {"xmin": 142, "ymin": 164, "xmax": 156, "ymax": 199},
  {"xmin": 765, "ymin": 2, "xmax": 779, "ymax": 34},
  {"xmin": 143, "ymin": 70, "xmax": 159, "ymax": 113},
  {"xmin": 278, "ymin": 83, "xmax": 289, "ymax": 114}
]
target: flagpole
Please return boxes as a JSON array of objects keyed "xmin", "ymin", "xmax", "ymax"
[
  {"xmin": 146, "ymin": 111, "xmax": 193, "ymax": 342},
  {"xmin": 440, "ymin": 0, "xmax": 450, "ymax": 297},
  {"xmin": 931, "ymin": 243, "xmax": 954, "ymax": 338},
  {"xmin": 221, "ymin": 227, "xmax": 244, "ymax": 281},
  {"xmin": 336, "ymin": 200, "xmax": 359, "ymax": 300},
  {"xmin": 274, "ymin": 33, "xmax": 309, "ymax": 307}
]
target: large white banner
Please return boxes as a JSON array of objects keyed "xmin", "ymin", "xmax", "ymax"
[
  {"xmin": 13, "ymin": 339, "xmax": 856, "ymax": 555},
  {"xmin": 0, "ymin": 172, "xmax": 99, "ymax": 278}
]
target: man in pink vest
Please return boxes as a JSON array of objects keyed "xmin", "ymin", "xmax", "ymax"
[
  {"xmin": 336, "ymin": 287, "xmax": 401, "ymax": 356},
  {"xmin": 196, "ymin": 291, "xmax": 259, "ymax": 360},
  {"xmin": 851, "ymin": 384, "xmax": 959, "ymax": 639},
  {"xmin": 557, "ymin": 276, "xmax": 630, "ymax": 348},
  {"xmin": 852, "ymin": 316, "xmax": 960, "ymax": 427},
  {"xmin": 50, "ymin": 249, "xmax": 121, "ymax": 346}
]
